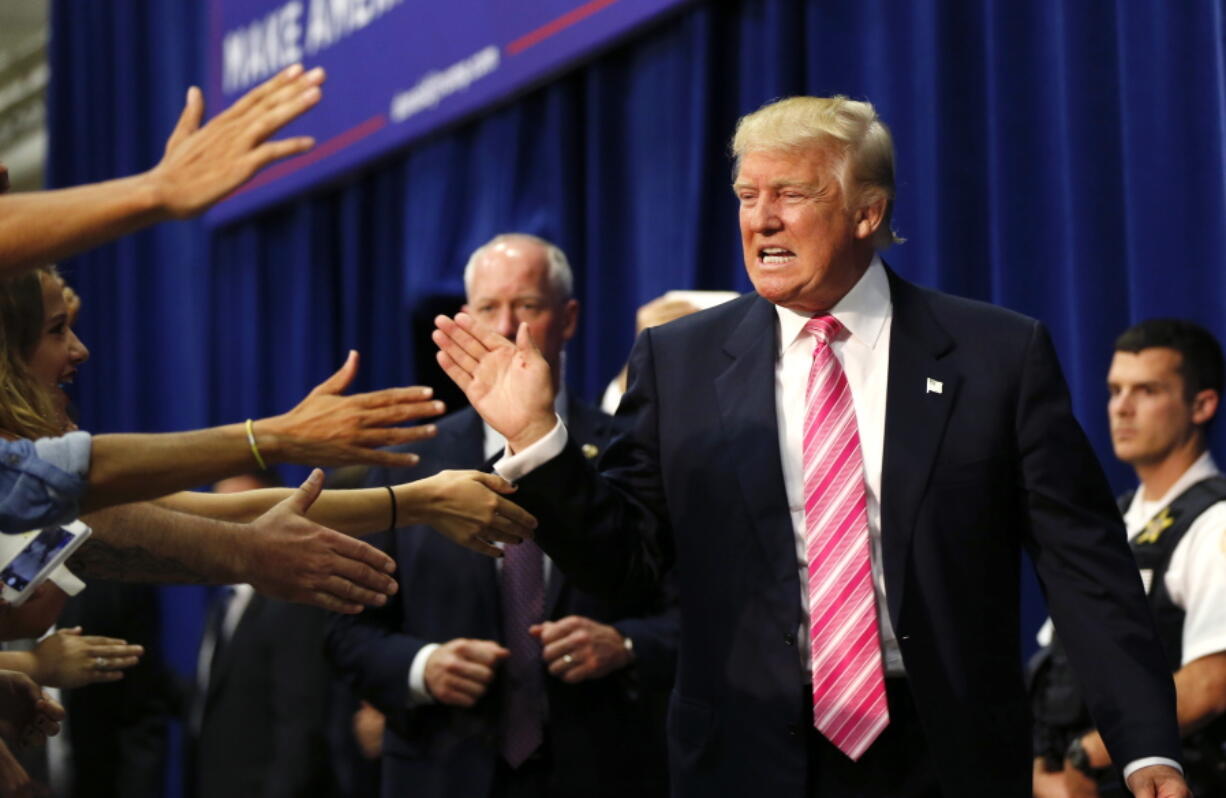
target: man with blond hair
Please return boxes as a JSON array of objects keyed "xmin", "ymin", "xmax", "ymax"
[{"xmin": 433, "ymin": 97, "xmax": 1185, "ymax": 798}]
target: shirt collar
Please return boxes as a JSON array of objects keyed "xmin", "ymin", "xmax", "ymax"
[
  {"xmin": 1126, "ymin": 451, "xmax": 1221, "ymax": 522},
  {"xmin": 776, "ymin": 254, "xmax": 891, "ymax": 354}
]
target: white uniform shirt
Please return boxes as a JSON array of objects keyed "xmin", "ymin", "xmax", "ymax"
[{"xmin": 1122, "ymin": 452, "xmax": 1226, "ymax": 667}]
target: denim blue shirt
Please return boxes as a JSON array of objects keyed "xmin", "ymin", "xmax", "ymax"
[{"xmin": 0, "ymin": 432, "xmax": 91, "ymax": 532}]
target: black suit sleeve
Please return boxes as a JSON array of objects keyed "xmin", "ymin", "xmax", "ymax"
[
  {"xmin": 326, "ymin": 527, "xmax": 434, "ymax": 722},
  {"xmin": 520, "ymin": 330, "xmax": 672, "ymax": 601},
  {"xmin": 1018, "ymin": 322, "xmax": 1181, "ymax": 768}
]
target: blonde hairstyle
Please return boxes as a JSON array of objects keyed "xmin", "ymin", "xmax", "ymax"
[
  {"xmin": 0, "ymin": 267, "xmax": 69, "ymax": 439},
  {"xmin": 731, "ymin": 95, "xmax": 903, "ymax": 250}
]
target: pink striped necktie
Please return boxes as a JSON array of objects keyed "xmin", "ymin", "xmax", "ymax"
[{"xmin": 802, "ymin": 314, "xmax": 889, "ymax": 760}]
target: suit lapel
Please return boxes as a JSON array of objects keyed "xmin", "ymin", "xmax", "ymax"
[
  {"xmin": 713, "ymin": 296, "xmax": 798, "ymax": 590},
  {"xmin": 206, "ymin": 593, "xmax": 263, "ymax": 703},
  {"xmin": 880, "ymin": 270, "xmax": 959, "ymax": 625}
]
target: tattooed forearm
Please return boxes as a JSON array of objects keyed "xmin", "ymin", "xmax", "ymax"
[
  {"xmin": 69, "ymin": 538, "xmax": 209, "ymax": 583},
  {"xmin": 75, "ymin": 502, "xmax": 246, "ymax": 586}
]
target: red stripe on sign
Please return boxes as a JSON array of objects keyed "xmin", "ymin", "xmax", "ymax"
[
  {"xmin": 229, "ymin": 113, "xmax": 388, "ymax": 199},
  {"xmin": 506, "ymin": 0, "xmax": 621, "ymax": 55}
]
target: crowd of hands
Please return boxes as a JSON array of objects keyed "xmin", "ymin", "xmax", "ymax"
[
  {"xmin": 0, "ymin": 63, "xmax": 556, "ymax": 795},
  {"xmin": 0, "ymin": 58, "xmax": 671, "ymax": 795}
]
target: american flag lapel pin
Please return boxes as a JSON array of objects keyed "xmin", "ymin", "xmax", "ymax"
[{"xmin": 926, "ymin": 377, "xmax": 943, "ymax": 395}]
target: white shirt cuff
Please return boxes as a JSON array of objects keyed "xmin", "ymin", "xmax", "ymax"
[
  {"xmin": 493, "ymin": 416, "xmax": 568, "ymax": 483},
  {"xmin": 407, "ymin": 643, "xmax": 440, "ymax": 706},
  {"xmin": 1122, "ymin": 757, "xmax": 1183, "ymax": 781}
]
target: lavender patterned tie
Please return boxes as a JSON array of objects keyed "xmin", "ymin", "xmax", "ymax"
[{"xmin": 498, "ymin": 540, "xmax": 546, "ymax": 766}]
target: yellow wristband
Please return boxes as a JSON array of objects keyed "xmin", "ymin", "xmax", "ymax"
[{"xmin": 245, "ymin": 418, "xmax": 268, "ymax": 470}]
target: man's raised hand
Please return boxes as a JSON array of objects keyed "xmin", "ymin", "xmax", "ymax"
[{"xmin": 432, "ymin": 314, "xmax": 556, "ymax": 452}]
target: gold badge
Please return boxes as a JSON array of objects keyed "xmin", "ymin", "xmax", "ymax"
[
  {"xmin": 1135, "ymin": 508, "xmax": 1175, "ymax": 545},
  {"xmin": 581, "ymin": 443, "xmax": 599, "ymax": 459}
]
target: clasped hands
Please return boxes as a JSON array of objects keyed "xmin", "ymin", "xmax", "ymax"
[{"xmin": 424, "ymin": 617, "xmax": 634, "ymax": 707}]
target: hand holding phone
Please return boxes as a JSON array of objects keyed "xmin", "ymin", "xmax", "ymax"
[{"xmin": 0, "ymin": 522, "xmax": 91, "ymax": 607}]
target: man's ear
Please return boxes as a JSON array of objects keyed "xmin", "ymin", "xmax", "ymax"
[
  {"xmin": 561, "ymin": 299, "xmax": 579, "ymax": 341},
  {"xmin": 853, "ymin": 193, "xmax": 888, "ymax": 242},
  {"xmin": 1192, "ymin": 389, "xmax": 1219, "ymax": 427}
]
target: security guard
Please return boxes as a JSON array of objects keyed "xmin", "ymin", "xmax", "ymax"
[{"xmin": 1031, "ymin": 319, "xmax": 1226, "ymax": 797}]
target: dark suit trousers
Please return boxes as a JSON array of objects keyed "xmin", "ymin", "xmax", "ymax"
[
  {"xmin": 491, "ymin": 746, "xmax": 549, "ymax": 798},
  {"xmin": 807, "ymin": 679, "xmax": 941, "ymax": 798}
]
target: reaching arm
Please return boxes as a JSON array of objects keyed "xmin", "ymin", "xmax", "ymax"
[
  {"xmin": 71, "ymin": 470, "xmax": 398, "ymax": 614},
  {"xmin": 154, "ymin": 469, "xmax": 536, "ymax": 556},
  {"xmin": 0, "ymin": 628, "xmax": 143, "ymax": 689},
  {"xmin": 79, "ymin": 351, "xmax": 444, "ymax": 514},
  {"xmin": 0, "ymin": 64, "xmax": 324, "ymax": 275}
]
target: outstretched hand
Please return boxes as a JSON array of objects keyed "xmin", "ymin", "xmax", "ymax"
[
  {"xmin": 256, "ymin": 351, "xmax": 445, "ymax": 468},
  {"xmin": 433, "ymin": 314, "xmax": 556, "ymax": 452},
  {"xmin": 30, "ymin": 627, "xmax": 144, "ymax": 689},
  {"xmin": 149, "ymin": 64, "xmax": 324, "ymax": 218},
  {"xmin": 242, "ymin": 469, "xmax": 398, "ymax": 614}
]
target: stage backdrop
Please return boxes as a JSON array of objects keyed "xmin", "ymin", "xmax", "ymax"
[
  {"xmin": 204, "ymin": 0, "xmax": 695, "ymax": 223},
  {"xmin": 46, "ymin": 0, "xmax": 1226, "ymax": 789}
]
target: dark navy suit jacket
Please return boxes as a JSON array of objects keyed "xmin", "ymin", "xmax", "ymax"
[
  {"xmin": 326, "ymin": 399, "xmax": 676, "ymax": 798},
  {"xmin": 513, "ymin": 271, "xmax": 1181, "ymax": 798},
  {"xmin": 191, "ymin": 596, "xmax": 337, "ymax": 798}
]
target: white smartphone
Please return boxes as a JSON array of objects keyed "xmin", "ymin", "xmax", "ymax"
[{"xmin": 0, "ymin": 520, "xmax": 91, "ymax": 605}]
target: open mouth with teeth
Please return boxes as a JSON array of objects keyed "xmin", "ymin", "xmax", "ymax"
[{"xmin": 759, "ymin": 247, "xmax": 796, "ymax": 264}]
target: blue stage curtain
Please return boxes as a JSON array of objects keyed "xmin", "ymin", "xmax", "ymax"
[{"xmin": 46, "ymin": 0, "xmax": 1226, "ymax": 767}]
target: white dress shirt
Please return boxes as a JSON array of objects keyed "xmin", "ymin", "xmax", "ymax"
[{"xmin": 773, "ymin": 257, "xmax": 904, "ymax": 676}]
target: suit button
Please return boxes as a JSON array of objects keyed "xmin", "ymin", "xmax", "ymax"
[
  {"xmin": 783, "ymin": 632, "xmax": 796, "ymax": 647},
  {"xmin": 787, "ymin": 723, "xmax": 802, "ymax": 737}
]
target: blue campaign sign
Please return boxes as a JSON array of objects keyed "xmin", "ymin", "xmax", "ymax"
[{"xmin": 204, "ymin": 0, "xmax": 691, "ymax": 225}]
